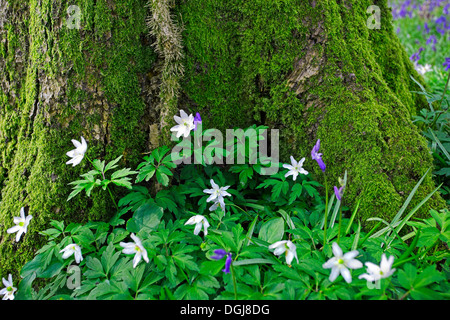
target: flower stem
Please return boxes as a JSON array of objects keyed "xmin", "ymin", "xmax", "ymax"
[
  {"xmin": 337, "ymin": 204, "xmax": 343, "ymax": 245},
  {"xmin": 230, "ymin": 264, "xmax": 238, "ymax": 300},
  {"xmin": 323, "ymin": 173, "xmax": 329, "ymax": 247},
  {"xmin": 107, "ymin": 185, "xmax": 118, "ymax": 210}
]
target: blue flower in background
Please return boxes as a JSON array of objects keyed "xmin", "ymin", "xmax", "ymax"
[{"xmin": 443, "ymin": 57, "xmax": 450, "ymax": 71}]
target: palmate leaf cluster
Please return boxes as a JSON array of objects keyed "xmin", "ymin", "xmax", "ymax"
[{"xmin": 16, "ymin": 134, "xmax": 450, "ymax": 300}]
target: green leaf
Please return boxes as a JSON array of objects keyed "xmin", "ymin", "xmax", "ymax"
[
  {"xmin": 85, "ymin": 256, "xmax": 106, "ymax": 279},
  {"xmin": 101, "ymin": 243, "xmax": 122, "ymax": 276},
  {"xmin": 136, "ymin": 164, "xmax": 156, "ymax": 183},
  {"xmin": 258, "ymin": 217, "xmax": 284, "ymax": 244},
  {"xmin": 288, "ymin": 184, "xmax": 303, "ymax": 204},
  {"xmin": 126, "ymin": 203, "xmax": 164, "ymax": 234},
  {"xmin": 104, "ymin": 155, "xmax": 123, "ymax": 173},
  {"xmin": 156, "ymin": 168, "xmax": 170, "ymax": 186},
  {"xmin": 92, "ymin": 159, "xmax": 105, "ymax": 173},
  {"xmin": 111, "ymin": 168, "xmax": 138, "ymax": 180},
  {"xmin": 233, "ymin": 258, "xmax": 275, "ymax": 266}
]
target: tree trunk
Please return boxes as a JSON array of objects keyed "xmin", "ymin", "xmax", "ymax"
[
  {"xmin": 0, "ymin": 0, "xmax": 445, "ymax": 275},
  {"xmin": 0, "ymin": 0, "xmax": 158, "ymax": 274}
]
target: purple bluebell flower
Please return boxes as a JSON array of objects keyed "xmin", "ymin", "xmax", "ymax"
[
  {"xmin": 311, "ymin": 139, "xmax": 326, "ymax": 172},
  {"xmin": 410, "ymin": 48, "xmax": 424, "ymax": 63},
  {"xmin": 334, "ymin": 185, "xmax": 344, "ymax": 201},
  {"xmin": 443, "ymin": 58, "xmax": 450, "ymax": 71},
  {"xmin": 444, "ymin": 4, "xmax": 450, "ymax": 15},
  {"xmin": 211, "ymin": 249, "xmax": 227, "ymax": 260},
  {"xmin": 222, "ymin": 253, "xmax": 232, "ymax": 274},
  {"xmin": 210, "ymin": 249, "xmax": 233, "ymax": 273},
  {"xmin": 194, "ymin": 112, "xmax": 202, "ymax": 131}
]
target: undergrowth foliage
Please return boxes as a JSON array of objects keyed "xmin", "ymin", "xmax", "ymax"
[{"xmin": 4, "ymin": 109, "xmax": 449, "ymax": 301}]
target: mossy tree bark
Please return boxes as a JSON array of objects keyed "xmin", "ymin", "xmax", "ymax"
[
  {"xmin": 175, "ymin": 0, "xmax": 445, "ymax": 225},
  {"xmin": 0, "ymin": 0, "xmax": 157, "ymax": 274},
  {"xmin": 0, "ymin": 0, "xmax": 445, "ymax": 276}
]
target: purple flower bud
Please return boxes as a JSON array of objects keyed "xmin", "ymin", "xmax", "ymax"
[
  {"xmin": 311, "ymin": 139, "xmax": 326, "ymax": 172},
  {"xmin": 334, "ymin": 185, "xmax": 344, "ymax": 201},
  {"xmin": 194, "ymin": 112, "xmax": 202, "ymax": 131}
]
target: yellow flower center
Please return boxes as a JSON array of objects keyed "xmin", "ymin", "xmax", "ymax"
[
  {"xmin": 135, "ymin": 246, "xmax": 141, "ymax": 252},
  {"xmin": 338, "ymin": 259, "xmax": 344, "ymax": 264},
  {"xmin": 19, "ymin": 222, "xmax": 24, "ymax": 227}
]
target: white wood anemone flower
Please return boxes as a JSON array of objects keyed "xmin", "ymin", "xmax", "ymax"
[
  {"xmin": 203, "ymin": 179, "xmax": 231, "ymax": 212},
  {"xmin": 120, "ymin": 233, "xmax": 149, "ymax": 268},
  {"xmin": 323, "ymin": 242, "xmax": 363, "ymax": 283},
  {"xmin": 7, "ymin": 207, "xmax": 32, "ymax": 242},
  {"xmin": 60, "ymin": 243, "xmax": 83, "ymax": 264},
  {"xmin": 170, "ymin": 109, "xmax": 195, "ymax": 138},
  {"xmin": 0, "ymin": 274, "xmax": 17, "ymax": 300},
  {"xmin": 358, "ymin": 254, "xmax": 396, "ymax": 282},
  {"xmin": 66, "ymin": 136, "xmax": 87, "ymax": 166},
  {"xmin": 269, "ymin": 240, "xmax": 299, "ymax": 265},
  {"xmin": 283, "ymin": 156, "xmax": 308, "ymax": 181},
  {"xmin": 184, "ymin": 214, "xmax": 210, "ymax": 236}
]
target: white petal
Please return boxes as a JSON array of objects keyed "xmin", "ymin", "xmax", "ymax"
[
  {"xmin": 122, "ymin": 246, "xmax": 137, "ymax": 255},
  {"xmin": 15, "ymin": 230, "xmax": 24, "ymax": 242},
  {"xmin": 13, "ymin": 216, "xmax": 22, "ymax": 224},
  {"xmin": 290, "ymin": 156, "xmax": 297, "ymax": 166},
  {"xmin": 20, "ymin": 207, "xmax": 25, "ymax": 219},
  {"xmin": 193, "ymin": 222, "xmax": 202, "ymax": 235},
  {"xmin": 62, "ymin": 250, "xmax": 74, "ymax": 259},
  {"xmin": 346, "ymin": 258, "xmax": 363, "ymax": 269},
  {"xmin": 173, "ymin": 115, "xmax": 182, "ymax": 124},
  {"xmin": 358, "ymin": 273, "xmax": 376, "ymax": 282},
  {"xmin": 130, "ymin": 233, "xmax": 142, "ymax": 246},
  {"xmin": 142, "ymin": 248, "xmax": 149, "ymax": 263},
  {"xmin": 79, "ymin": 137, "xmax": 88, "ymax": 154},
  {"xmin": 340, "ymin": 267, "xmax": 352, "ymax": 283},
  {"xmin": 133, "ymin": 251, "xmax": 142, "ymax": 268},
  {"xmin": 332, "ymin": 242, "xmax": 343, "ymax": 258},
  {"xmin": 284, "ymin": 171, "xmax": 294, "ymax": 178},
  {"xmin": 323, "ymin": 257, "xmax": 337, "ymax": 269},
  {"xmin": 179, "ymin": 110, "xmax": 189, "ymax": 119},
  {"xmin": 299, "ymin": 168, "xmax": 309, "ymax": 175},
  {"xmin": 206, "ymin": 193, "xmax": 218, "ymax": 203},
  {"xmin": 210, "ymin": 179, "xmax": 219, "ymax": 190},
  {"xmin": 209, "ymin": 201, "xmax": 219, "ymax": 211},
  {"xmin": 329, "ymin": 267, "xmax": 340, "ymax": 282},
  {"xmin": 71, "ymin": 139, "xmax": 82, "ymax": 149},
  {"xmin": 380, "ymin": 254, "xmax": 394, "ymax": 272},
  {"xmin": 273, "ymin": 246, "xmax": 286, "ymax": 256},
  {"xmin": 364, "ymin": 262, "xmax": 380, "ymax": 274},
  {"xmin": 343, "ymin": 250, "xmax": 359, "ymax": 261},
  {"xmin": 268, "ymin": 240, "xmax": 286, "ymax": 249},
  {"xmin": 7, "ymin": 225, "xmax": 20, "ymax": 234}
]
